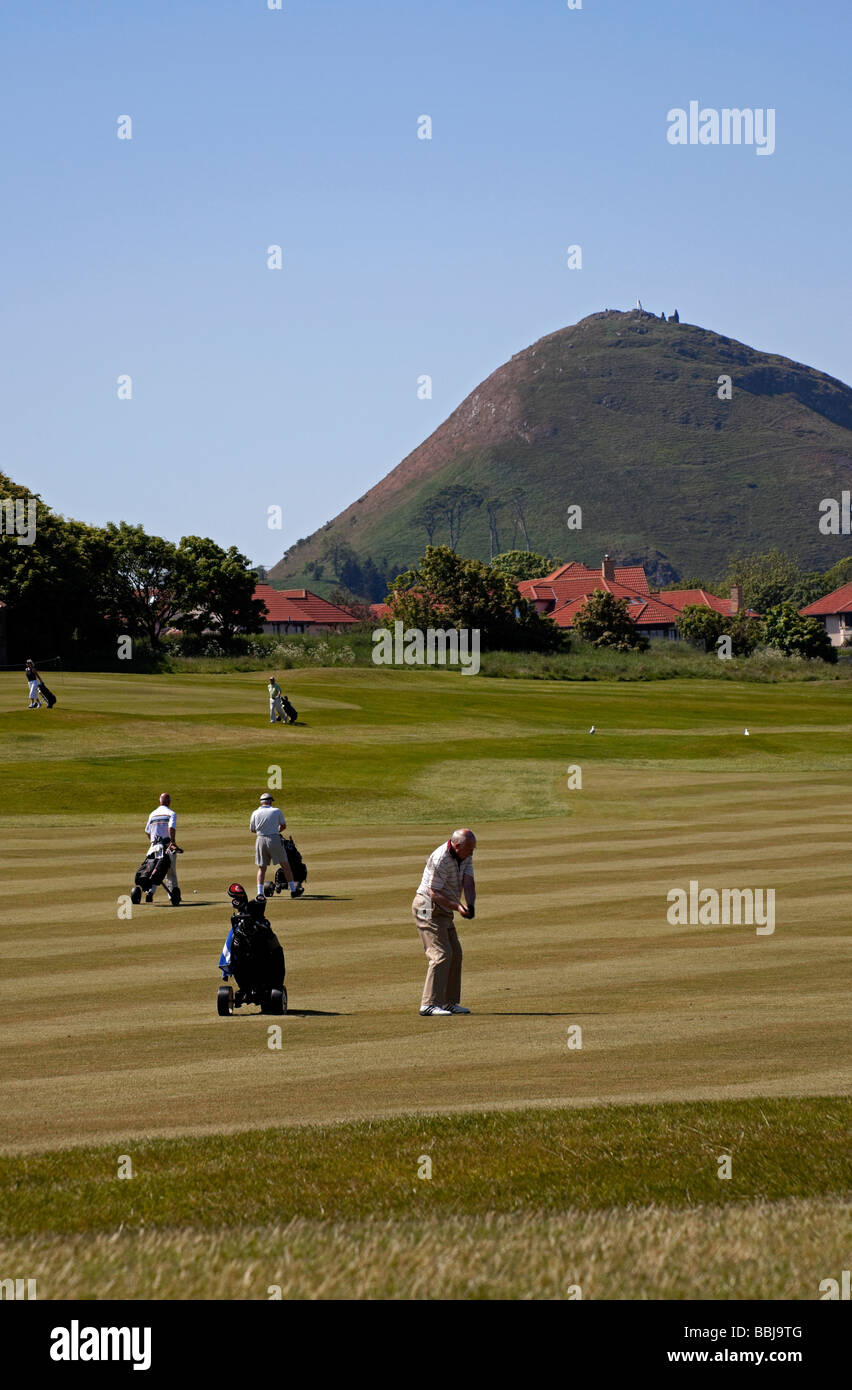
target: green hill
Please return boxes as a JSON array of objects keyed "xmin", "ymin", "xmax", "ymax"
[{"xmin": 269, "ymin": 309, "xmax": 852, "ymax": 593}]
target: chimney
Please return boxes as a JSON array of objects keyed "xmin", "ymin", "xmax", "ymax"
[
  {"xmin": 602, "ymin": 553, "xmax": 615, "ymax": 581},
  {"xmin": 730, "ymin": 585, "xmax": 742, "ymax": 615}
]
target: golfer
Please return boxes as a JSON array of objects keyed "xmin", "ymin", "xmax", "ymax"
[
  {"xmin": 25, "ymin": 658, "xmax": 42, "ymax": 709},
  {"xmin": 144, "ymin": 792, "xmax": 181, "ymax": 905},
  {"xmin": 413, "ymin": 828, "xmax": 476, "ymax": 1016},
  {"xmin": 268, "ymin": 676, "xmax": 284, "ymax": 724},
  {"xmin": 250, "ymin": 792, "xmax": 304, "ymax": 898}
]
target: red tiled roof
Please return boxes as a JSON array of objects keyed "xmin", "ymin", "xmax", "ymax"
[
  {"xmin": 519, "ymin": 576, "xmax": 654, "ymax": 607},
  {"xmin": 542, "ymin": 562, "xmax": 649, "ymax": 594},
  {"xmin": 654, "ymin": 589, "xmax": 761, "ymax": 618},
  {"xmin": 549, "ymin": 591, "xmax": 682, "ymax": 629},
  {"xmin": 799, "ymin": 582, "xmax": 852, "ymax": 616},
  {"xmin": 370, "ymin": 602, "xmax": 392, "ymax": 620},
  {"xmin": 254, "ymin": 585, "xmax": 357, "ymax": 625}
]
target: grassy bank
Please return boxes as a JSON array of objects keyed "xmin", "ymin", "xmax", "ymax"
[{"xmin": 2, "ymin": 1099, "xmax": 847, "ymax": 1299}]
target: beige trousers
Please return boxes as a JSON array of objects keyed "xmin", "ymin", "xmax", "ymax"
[{"xmin": 413, "ymin": 893, "xmax": 463, "ymax": 1009}]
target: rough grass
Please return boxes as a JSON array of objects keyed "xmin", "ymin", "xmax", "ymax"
[
  {"xmin": 2, "ymin": 1100, "xmax": 849, "ymax": 1299},
  {"xmin": 3, "ymin": 1199, "xmax": 845, "ymax": 1300},
  {"xmin": 2, "ymin": 1099, "xmax": 847, "ymax": 1238}
]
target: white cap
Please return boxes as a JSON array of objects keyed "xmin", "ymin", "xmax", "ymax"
[{"xmin": 260, "ymin": 792, "xmax": 273, "ymax": 803}]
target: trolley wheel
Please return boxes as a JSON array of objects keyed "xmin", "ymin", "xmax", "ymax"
[
  {"xmin": 130, "ymin": 886, "xmax": 142, "ymax": 905},
  {"xmin": 217, "ymin": 985, "xmax": 234, "ymax": 1017},
  {"xmin": 269, "ymin": 988, "xmax": 287, "ymax": 1016}
]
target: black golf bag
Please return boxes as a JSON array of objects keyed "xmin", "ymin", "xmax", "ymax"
[
  {"xmin": 135, "ymin": 844, "xmax": 173, "ymax": 891},
  {"xmin": 281, "ymin": 696, "xmax": 298, "ymax": 724},
  {"xmin": 37, "ymin": 681, "xmax": 57, "ymax": 708},
  {"xmin": 274, "ymin": 835, "xmax": 307, "ymax": 893},
  {"xmin": 217, "ymin": 884, "xmax": 286, "ymax": 1015},
  {"xmin": 230, "ymin": 898, "xmax": 286, "ymax": 992}
]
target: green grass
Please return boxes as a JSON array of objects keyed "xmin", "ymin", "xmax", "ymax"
[
  {"xmin": 2, "ymin": 1099, "xmax": 847, "ymax": 1238},
  {"xmin": 2, "ymin": 666, "xmax": 849, "ymax": 1298},
  {"xmin": 2, "ymin": 667, "xmax": 852, "ymax": 819},
  {"xmin": 2, "ymin": 1102, "xmax": 847, "ymax": 1298}
]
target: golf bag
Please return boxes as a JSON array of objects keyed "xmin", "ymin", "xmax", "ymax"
[
  {"xmin": 220, "ymin": 886, "xmax": 285, "ymax": 989},
  {"xmin": 134, "ymin": 842, "xmax": 173, "ymax": 891},
  {"xmin": 37, "ymin": 680, "xmax": 57, "ymax": 708},
  {"xmin": 274, "ymin": 835, "xmax": 307, "ymax": 893},
  {"xmin": 281, "ymin": 696, "xmax": 298, "ymax": 724}
]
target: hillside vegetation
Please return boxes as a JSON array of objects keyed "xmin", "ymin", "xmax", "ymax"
[{"xmin": 270, "ymin": 309, "xmax": 852, "ymax": 591}]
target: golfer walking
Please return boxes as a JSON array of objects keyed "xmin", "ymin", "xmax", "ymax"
[
  {"xmin": 413, "ymin": 828, "xmax": 476, "ymax": 1016},
  {"xmin": 250, "ymin": 792, "xmax": 304, "ymax": 898},
  {"xmin": 268, "ymin": 676, "xmax": 284, "ymax": 724},
  {"xmin": 144, "ymin": 792, "xmax": 181, "ymax": 905}
]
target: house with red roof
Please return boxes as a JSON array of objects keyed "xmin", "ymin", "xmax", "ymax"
[
  {"xmin": 799, "ymin": 582, "xmax": 852, "ymax": 648},
  {"xmin": 518, "ymin": 557, "xmax": 758, "ymax": 640},
  {"xmin": 254, "ymin": 585, "xmax": 358, "ymax": 636}
]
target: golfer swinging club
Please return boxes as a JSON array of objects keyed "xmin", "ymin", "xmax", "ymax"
[{"xmin": 413, "ymin": 828, "xmax": 476, "ymax": 1016}]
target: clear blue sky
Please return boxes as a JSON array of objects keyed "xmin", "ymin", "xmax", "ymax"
[{"xmin": 1, "ymin": 0, "xmax": 849, "ymax": 568}]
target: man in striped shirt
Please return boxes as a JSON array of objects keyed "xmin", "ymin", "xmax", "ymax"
[{"xmin": 412, "ymin": 829, "xmax": 476, "ymax": 1016}]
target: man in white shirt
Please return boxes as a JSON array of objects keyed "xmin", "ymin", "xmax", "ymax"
[
  {"xmin": 412, "ymin": 828, "xmax": 476, "ymax": 1016},
  {"xmin": 250, "ymin": 792, "xmax": 304, "ymax": 898},
  {"xmin": 143, "ymin": 792, "xmax": 181, "ymax": 905}
]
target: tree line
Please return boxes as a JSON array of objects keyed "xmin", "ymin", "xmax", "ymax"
[{"xmin": 0, "ymin": 473, "xmax": 263, "ymax": 662}]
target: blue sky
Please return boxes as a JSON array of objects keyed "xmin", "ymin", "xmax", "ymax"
[{"xmin": 1, "ymin": 0, "xmax": 849, "ymax": 567}]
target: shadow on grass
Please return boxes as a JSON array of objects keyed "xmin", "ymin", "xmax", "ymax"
[
  {"xmin": 479, "ymin": 1011, "xmax": 602, "ymax": 1017},
  {"xmin": 228, "ymin": 1008, "xmax": 343, "ymax": 1018}
]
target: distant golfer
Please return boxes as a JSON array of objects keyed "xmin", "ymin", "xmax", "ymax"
[
  {"xmin": 144, "ymin": 792, "xmax": 181, "ymax": 905},
  {"xmin": 250, "ymin": 792, "xmax": 304, "ymax": 898},
  {"xmin": 25, "ymin": 658, "xmax": 42, "ymax": 709},
  {"xmin": 268, "ymin": 676, "xmax": 284, "ymax": 724},
  {"xmin": 413, "ymin": 828, "xmax": 476, "ymax": 1016}
]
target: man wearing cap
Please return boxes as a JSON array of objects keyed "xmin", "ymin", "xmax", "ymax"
[
  {"xmin": 250, "ymin": 792, "xmax": 304, "ymax": 898},
  {"xmin": 412, "ymin": 828, "xmax": 476, "ymax": 1016},
  {"xmin": 143, "ymin": 792, "xmax": 182, "ymax": 906}
]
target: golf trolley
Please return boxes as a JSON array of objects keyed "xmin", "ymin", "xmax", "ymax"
[
  {"xmin": 271, "ymin": 835, "xmax": 308, "ymax": 895},
  {"xmin": 130, "ymin": 842, "xmax": 182, "ymax": 905},
  {"xmin": 217, "ymin": 883, "xmax": 287, "ymax": 1016}
]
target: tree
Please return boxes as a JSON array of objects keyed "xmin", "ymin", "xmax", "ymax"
[
  {"xmin": 360, "ymin": 555, "xmax": 389, "ymax": 602},
  {"xmin": 103, "ymin": 523, "xmax": 188, "ymax": 647},
  {"xmin": 320, "ymin": 536, "xmax": 357, "ymax": 580},
  {"xmin": 432, "ymin": 485, "xmax": 482, "ymax": 552},
  {"xmin": 484, "ymin": 497, "xmax": 503, "ymax": 561},
  {"xmin": 821, "ymin": 553, "xmax": 852, "ymax": 591},
  {"xmin": 327, "ymin": 588, "xmax": 374, "ymax": 622},
  {"xmin": 677, "ymin": 604, "xmax": 762, "ymax": 656},
  {"xmin": 762, "ymin": 603, "xmax": 837, "ymax": 663},
  {"xmin": 412, "ymin": 499, "xmax": 443, "ymax": 547},
  {"xmin": 490, "ymin": 550, "xmax": 555, "ymax": 584},
  {"xmin": 178, "ymin": 536, "xmax": 267, "ymax": 643},
  {"xmin": 506, "ymin": 488, "xmax": 531, "ymax": 550},
  {"xmin": 385, "ymin": 545, "xmax": 565, "ymax": 653},
  {"xmin": 0, "ymin": 473, "xmax": 121, "ymax": 659},
  {"xmin": 724, "ymin": 548, "xmax": 825, "ymax": 613},
  {"xmin": 573, "ymin": 589, "xmax": 649, "ymax": 652}
]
